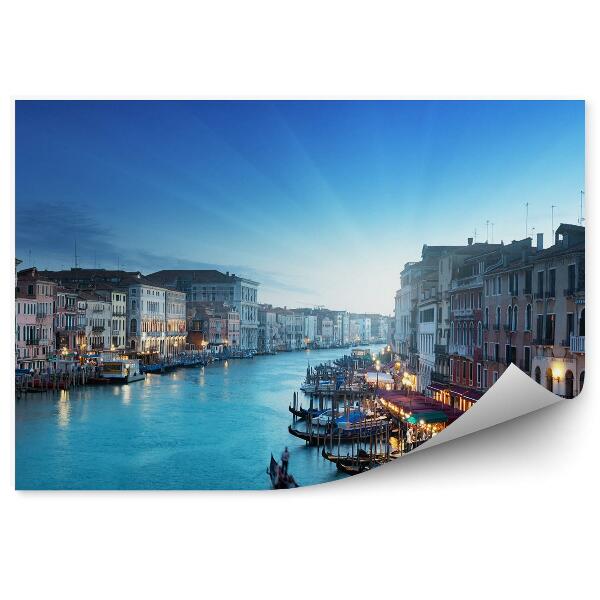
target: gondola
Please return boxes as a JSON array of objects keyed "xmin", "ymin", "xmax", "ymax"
[
  {"xmin": 267, "ymin": 454, "xmax": 299, "ymax": 489},
  {"xmin": 288, "ymin": 423, "xmax": 390, "ymax": 446},
  {"xmin": 288, "ymin": 405, "xmax": 325, "ymax": 420}
]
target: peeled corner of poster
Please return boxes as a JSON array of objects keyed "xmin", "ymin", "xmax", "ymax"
[{"xmin": 411, "ymin": 364, "xmax": 564, "ymax": 454}]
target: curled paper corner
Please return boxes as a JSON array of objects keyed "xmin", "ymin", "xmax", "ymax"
[{"xmin": 412, "ymin": 364, "xmax": 563, "ymax": 454}]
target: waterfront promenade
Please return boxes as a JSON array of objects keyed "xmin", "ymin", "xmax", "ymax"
[{"xmin": 15, "ymin": 346, "xmax": 383, "ymax": 490}]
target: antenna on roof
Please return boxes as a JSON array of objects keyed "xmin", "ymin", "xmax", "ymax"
[
  {"xmin": 490, "ymin": 222, "xmax": 495, "ymax": 244},
  {"xmin": 525, "ymin": 202, "xmax": 529, "ymax": 238},
  {"xmin": 551, "ymin": 205, "xmax": 556, "ymax": 240},
  {"xmin": 473, "ymin": 227, "xmax": 477, "ymax": 243},
  {"xmin": 74, "ymin": 239, "xmax": 79, "ymax": 268},
  {"xmin": 579, "ymin": 190, "xmax": 585, "ymax": 225},
  {"xmin": 485, "ymin": 220, "xmax": 490, "ymax": 243}
]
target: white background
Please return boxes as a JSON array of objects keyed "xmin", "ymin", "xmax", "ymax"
[{"xmin": 0, "ymin": 2, "xmax": 597, "ymax": 599}]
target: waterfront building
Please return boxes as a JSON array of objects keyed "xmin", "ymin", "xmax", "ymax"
[
  {"xmin": 165, "ymin": 288, "xmax": 187, "ymax": 357},
  {"xmin": 55, "ymin": 287, "xmax": 86, "ymax": 354},
  {"xmin": 147, "ymin": 270, "xmax": 259, "ymax": 351},
  {"xmin": 320, "ymin": 316, "xmax": 334, "ymax": 345},
  {"xmin": 258, "ymin": 304, "xmax": 279, "ymax": 352},
  {"xmin": 304, "ymin": 314, "xmax": 318, "ymax": 346},
  {"xmin": 15, "ymin": 268, "xmax": 56, "ymax": 370},
  {"xmin": 79, "ymin": 290, "xmax": 113, "ymax": 352},
  {"xmin": 95, "ymin": 286, "xmax": 128, "ymax": 350},
  {"xmin": 530, "ymin": 224, "xmax": 585, "ymax": 397},
  {"xmin": 226, "ymin": 308, "xmax": 241, "ymax": 349},
  {"xmin": 127, "ymin": 278, "xmax": 168, "ymax": 356},
  {"xmin": 349, "ymin": 315, "xmax": 371, "ymax": 343},
  {"xmin": 276, "ymin": 309, "xmax": 305, "ymax": 350}
]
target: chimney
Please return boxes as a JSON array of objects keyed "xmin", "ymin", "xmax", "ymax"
[
  {"xmin": 226, "ymin": 271, "xmax": 229, "ymax": 276},
  {"xmin": 536, "ymin": 233, "xmax": 544, "ymax": 250},
  {"xmin": 467, "ymin": 237, "xmax": 473, "ymax": 246}
]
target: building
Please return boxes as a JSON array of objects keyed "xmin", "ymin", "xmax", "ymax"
[
  {"xmin": 530, "ymin": 224, "xmax": 585, "ymax": 397},
  {"xmin": 481, "ymin": 238, "xmax": 537, "ymax": 389},
  {"xmin": 127, "ymin": 278, "xmax": 168, "ymax": 356},
  {"xmin": 258, "ymin": 304, "xmax": 279, "ymax": 353},
  {"xmin": 95, "ymin": 286, "xmax": 128, "ymax": 350},
  {"xmin": 304, "ymin": 314, "xmax": 318, "ymax": 346},
  {"xmin": 80, "ymin": 290, "xmax": 112, "ymax": 352},
  {"xmin": 55, "ymin": 287, "xmax": 86, "ymax": 354},
  {"xmin": 147, "ymin": 270, "xmax": 259, "ymax": 351},
  {"xmin": 165, "ymin": 289, "xmax": 187, "ymax": 357},
  {"xmin": 15, "ymin": 268, "xmax": 56, "ymax": 370}
]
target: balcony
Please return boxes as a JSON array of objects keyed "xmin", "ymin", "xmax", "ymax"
[
  {"xmin": 545, "ymin": 290, "xmax": 556, "ymax": 300},
  {"xmin": 523, "ymin": 287, "xmax": 532, "ymax": 295},
  {"xmin": 534, "ymin": 291, "xmax": 544, "ymax": 300},
  {"xmin": 492, "ymin": 324, "xmax": 501, "ymax": 331},
  {"xmin": 431, "ymin": 371, "xmax": 449, "ymax": 384},
  {"xmin": 450, "ymin": 274, "xmax": 483, "ymax": 291},
  {"xmin": 92, "ymin": 326, "xmax": 105, "ymax": 333},
  {"xmin": 35, "ymin": 312, "xmax": 50, "ymax": 321},
  {"xmin": 448, "ymin": 344, "xmax": 473, "ymax": 358},
  {"xmin": 563, "ymin": 288, "xmax": 575, "ymax": 298},
  {"xmin": 434, "ymin": 344, "xmax": 447, "ymax": 355},
  {"xmin": 503, "ymin": 324, "xmax": 512, "ymax": 332},
  {"xmin": 453, "ymin": 308, "xmax": 474, "ymax": 318},
  {"xmin": 533, "ymin": 337, "xmax": 554, "ymax": 346},
  {"xmin": 570, "ymin": 336, "xmax": 585, "ymax": 353},
  {"xmin": 26, "ymin": 338, "xmax": 40, "ymax": 346}
]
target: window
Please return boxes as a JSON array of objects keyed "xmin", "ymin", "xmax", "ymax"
[
  {"xmin": 493, "ymin": 371, "xmax": 498, "ymax": 384},
  {"xmin": 537, "ymin": 271, "xmax": 544, "ymax": 295},
  {"xmin": 525, "ymin": 304, "xmax": 532, "ymax": 331},
  {"xmin": 495, "ymin": 306, "xmax": 500, "ymax": 327},
  {"xmin": 566, "ymin": 313, "xmax": 574, "ymax": 342},
  {"xmin": 523, "ymin": 347, "xmax": 530, "ymax": 372},
  {"xmin": 483, "ymin": 368, "xmax": 488, "ymax": 388},
  {"xmin": 548, "ymin": 269, "xmax": 556, "ymax": 297},
  {"xmin": 477, "ymin": 363, "xmax": 482, "ymax": 385},
  {"xmin": 477, "ymin": 321, "xmax": 482, "ymax": 346},
  {"xmin": 507, "ymin": 306, "xmax": 512, "ymax": 328},
  {"xmin": 567, "ymin": 264, "xmax": 576, "ymax": 292},
  {"xmin": 545, "ymin": 313, "xmax": 555, "ymax": 344},
  {"xmin": 525, "ymin": 270, "xmax": 532, "ymax": 292},
  {"xmin": 512, "ymin": 306, "xmax": 518, "ymax": 331},
  {"xmin": 484, "ymin": 307, "xmax": 489, "ymax": 328}
]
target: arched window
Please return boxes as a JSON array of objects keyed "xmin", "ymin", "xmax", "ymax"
[
  {"xmin": 131, "ymin": 299, "xmax": 137, "ymax": 311},
  {"xmin": 130, "ymin": 318, "xmax": 137, "ymax": 334},
  {"xmin": 484, "ymin": 307, "xmax": 489, "ymax": 328},
  {"xmin": 513, "ymin": 306, "xmax": 519, "ymax": 331},
  {"xmin": 495, "ymin": 306, "xmax": 501, "ymax": 327},
  {"xmin": 525, "ymin": 304, "xmax": 532, "ymax": 331},
  {"xmin": 534, "ymin": 366, "xmax": 541, "ymax": 384},
  {"xmin": 469, "ymin": 322, "xmax": 474, "ymax": 346},
  {"xmin": 565, "ymin": 370, "xmax": 574, "ymax": 399},
  {"xmin": 477, "ymin": 321, "xmax": 483, "ymax": 346},
  {"xmin": 507, "ymin": 306, "xmax": 512, "ymax": 328},
  {"xmin": 546, "ymin": 368, "xmax": 553, "ymax": 392},
  {"xmin": 579, "ymin": 370, "xmax": 585, "ymax": 394},
  {"xmin": 450, "ymin": 322, "xmax": 454, "ymax": 344},
  {"xmin": 579, "ymin": 309, "xmax": 585, "ymax": 336}
]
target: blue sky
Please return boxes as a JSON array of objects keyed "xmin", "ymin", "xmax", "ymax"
[{"xmin": 16, "ymin": 100, "xmax": 584, "ymax": 314}]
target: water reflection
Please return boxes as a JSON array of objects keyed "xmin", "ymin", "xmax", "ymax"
[{"xmin": 57, "ymin": 391, "xmax": 71, "ymax": 428}]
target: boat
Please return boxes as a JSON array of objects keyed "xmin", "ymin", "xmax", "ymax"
[
  {"xmin": 288, "ymin": 423, "xmax": 388, "ymax": 446},
  {"xmin": 288, "ymin": 405, "xmax": 325, "ymax": 420},
  {"xmin": 101, "ymin": 358, "xmax": 145, "ymax": 383},
  {"xmin": 267, "ymin": 454, "xmax": 299, "ymax": 489}
]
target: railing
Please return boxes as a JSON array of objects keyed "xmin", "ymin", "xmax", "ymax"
[
  {"xmin": 448, "ymin": 344, "xmax": 473, "ymax": 357},
  {"xmin": 36, "ymin": 313, "xmax": 50, "ymax": 321},
  {"xmin": 92, "ymin": 326, "xmax": 105, "ymax": 332},
  {"xmin": 452, "ymin": 308, "xmax": 474, "ymax": 317},
  {"xmin": 434, "ymin": 344, "xmax": 447, "ymax": 355},
  {"xmin": 534, "ymin": 291, "xmax": 544, "ymax": 300},
  {"xmin": 26, "ymin": 338, "xmax": 40, "ymax": 345},
  {"xmin": 431, "ymin": 371, "xmax": 449, "ymax": 384},
  {"xmin": 564, "ymin": 288, "xmax": 575, "ymax": 297},
  {"xmin": 503, "ymin": 324, "xmax": 512, "ymax": 332},
  {"xmin": 493, "ymin": 324, "xmax": 500, "ymax": 331},
  {"xmin": 523, "ymin": 287, "xmax": 532, "ymax": 295},
  {"xmin": 533, "ymin": 337, "xmax": 554, "ymax": 346},
  {"xmin": 450, "ymin": 274, "xmax": 483, "ymax": 291},
  {"xmin": 570, "ymin": 336, "xmax": 585, "ymax": 353},
  {"xmin": 545, "ymin": 290, "xmax": 556, "ymax": 300}
]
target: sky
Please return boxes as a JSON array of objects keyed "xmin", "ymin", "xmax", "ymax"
[{"xmin": 15, "ymin": 100, "xmax": 585, "ymax": 314}]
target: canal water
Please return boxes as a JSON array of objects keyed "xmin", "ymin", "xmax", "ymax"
[{"xmin": 15, "ymin": 345, "xmax": 384, "ymax": 490}]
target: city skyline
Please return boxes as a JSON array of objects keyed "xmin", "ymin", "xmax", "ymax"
[{"xmin": 16, "ymin": 100, "xmax": 584, "ymax": 314}]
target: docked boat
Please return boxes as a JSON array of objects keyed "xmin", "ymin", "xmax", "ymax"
[
  {"xmin": 267, "ymin": 454, "xmax": 299, "ymax": 489},
  {"xmin": 101, "ymin": 358, "xmax": 145, "ymax": 383}
]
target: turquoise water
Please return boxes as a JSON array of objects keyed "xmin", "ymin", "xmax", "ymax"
[{"xmin": 15, "ymin": 345, "xmax": 383, "ymax": 490}]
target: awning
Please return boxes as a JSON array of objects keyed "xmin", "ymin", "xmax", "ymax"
[
  {"xmin": 447, "ymin": 385, "xmax": 484, "ymax": 402},
  {"xmin": 427, "ymin": 382, "xmax": 447, "ymax": 393},
  {"xmin": 406, "ymin": 411, "xmax": 449, "ymax": 425}
]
